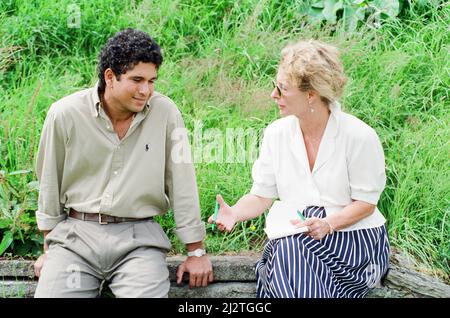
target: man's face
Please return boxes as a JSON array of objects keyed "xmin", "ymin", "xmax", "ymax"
[{"xmin": 108, "ymin": 62, "xmax": 158, "ymax": 114}]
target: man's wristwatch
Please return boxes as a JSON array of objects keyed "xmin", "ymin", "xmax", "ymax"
[{"xmin": 187, "ymin": 248, "xmax": 206, "ymax": 257}]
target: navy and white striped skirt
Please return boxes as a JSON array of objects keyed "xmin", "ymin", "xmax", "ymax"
[{"xmin": 256, "ymin": 206, "xmax": 390, "ymax": 298}]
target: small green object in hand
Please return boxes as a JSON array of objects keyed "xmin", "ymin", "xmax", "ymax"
[
  {"xmin": 297, "ymin": 210, "xmax": 306, "ymax": 221},
  {"xmin": 212, "ymin": 200, "xmax": 219, "ymax": 231}
]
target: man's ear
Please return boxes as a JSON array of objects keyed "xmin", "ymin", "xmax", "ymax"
[{"xmin": 104, "ymin": 68, "xmax": 115, "ymax": 87}]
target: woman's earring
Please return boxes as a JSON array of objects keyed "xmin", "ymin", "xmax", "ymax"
[{"xmin": 309, "ymin": 103, "xmax": 314, "ymax": 113}]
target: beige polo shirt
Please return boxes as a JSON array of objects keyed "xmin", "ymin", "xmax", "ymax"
[{"xmin": 35, "ymin": 84, "xmax": 205, "ymax": 244}]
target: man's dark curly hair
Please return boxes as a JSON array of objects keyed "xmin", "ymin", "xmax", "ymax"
[{"xmin": 97, "ymin": 28, "xmax": 163, "ymax": 93}]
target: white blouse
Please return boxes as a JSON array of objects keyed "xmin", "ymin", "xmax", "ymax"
[{"xmin": 250, "ymin": 102, "xmax": 387, "ymax": 231}]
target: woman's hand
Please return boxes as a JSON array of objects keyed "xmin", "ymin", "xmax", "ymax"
[
  {"xmin": 208, "ymin": 194, "xmax": 237, "ymax": 232},
  {"xmin": 291, "ymin": 217, "xmax": 333, "ymax": 240}
]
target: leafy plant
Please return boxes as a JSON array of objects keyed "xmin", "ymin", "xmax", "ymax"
[
  {"xmin": 0, "ymin": 223, "xmax": 13, "ymax": 255},
  {"xmin": 307, "ymin": 0, "xmax": 401, "ymax": 30},
  {"xmin": 0, "ymin": 170, "xmax": 41, "ymax": 257}
]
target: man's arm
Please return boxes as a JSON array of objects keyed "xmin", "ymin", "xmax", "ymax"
[
  {"xmin": 35, "ymin": 105, "xmax": 67, "ymax": 230},
  {"xmin": 164, "ymin": 107, "xmax": 212, "ymax": 288},
  {"xmin": 33, "ymin": 105, "xmax": 67, "ymax": 277},
  {"xmin": 42, "ymin": 230, "xmax": 50, "ymax": 253}
]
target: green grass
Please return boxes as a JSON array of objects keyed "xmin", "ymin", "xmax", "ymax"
[{"xmin": 0, "ymin": 1, "xmax": 448, "ymax": 279}]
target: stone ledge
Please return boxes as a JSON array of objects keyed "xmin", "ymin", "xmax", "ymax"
[
  {"xmin": 1, "ymin": 251, "xmax": 449, "ymax": 298},
  {"xmin": 0, "ymin": 255, "xmax": 260, "ymax": 281}
]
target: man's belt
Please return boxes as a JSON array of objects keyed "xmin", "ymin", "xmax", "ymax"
[{"xmin": 69, "ymin": 208, "xmax": 152, "ymax": 224}]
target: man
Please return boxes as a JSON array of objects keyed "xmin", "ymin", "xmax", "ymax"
[{"xmin": 33, "ymin": 28, "xmax": 213, "ymax": 297}]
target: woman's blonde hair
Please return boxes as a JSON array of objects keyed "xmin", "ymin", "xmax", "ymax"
[{"xmin": 279, "ymin": 39, "xmax": 347, "ymax": 104}]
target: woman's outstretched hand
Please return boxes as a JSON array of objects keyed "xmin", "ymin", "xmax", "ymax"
[{"xmin": 208, "ymin": 194, "xmax": 237, "ymax": 232}]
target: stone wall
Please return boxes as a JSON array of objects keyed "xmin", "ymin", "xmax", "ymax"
[{"xmin": 1, "ymin": 250, "xmax": 449, "ymax": 298}]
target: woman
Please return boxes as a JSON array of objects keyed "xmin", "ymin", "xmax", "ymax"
[{"xmin": 209, "ymin": 40, "xmax": 390, "ymax": 298}]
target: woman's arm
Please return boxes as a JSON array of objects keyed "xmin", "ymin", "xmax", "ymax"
[
  {"xmin": 326, "ymin": 200, "xmax": 375, "ymax": 231},
  {"xmin": 208, "ymin": 193, "xmax": 274, "ymax": 232},
  {"xmin": 292, "ymin": 200, "xmax": 376, "ymax": 240},
  {"xmin": 232, "ymin": 194, "xmax": 274, "ymax": 222}
]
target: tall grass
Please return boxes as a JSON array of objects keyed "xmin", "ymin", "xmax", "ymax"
[{"xmin": 0, "ymin": 1, "xmax": 448, "ymax": 278}]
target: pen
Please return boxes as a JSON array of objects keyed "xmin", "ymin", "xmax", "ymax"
[
  {"xmin": 212, "ymin": 199, "xmax": 219, "ymax": 231},
  {"xmin": 297, "ymin": 210, "xmax": 306, "ymax": 221}
]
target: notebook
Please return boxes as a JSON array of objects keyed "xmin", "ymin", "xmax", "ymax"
[{"xmin": 264, "ymin": 201, "xmax": 309, "ymax": 240}]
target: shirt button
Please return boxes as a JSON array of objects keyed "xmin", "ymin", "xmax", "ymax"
[
  {"xmin": 105, "ymin": 194, "xmax": 110, "ymax": 198},
  {"xmin": 113, "ymin": 171, "xmax": 118, "ymax": 175},
  {"xmin": 106, "ymin": 125, "xmax": 110, "ymax": 129}
]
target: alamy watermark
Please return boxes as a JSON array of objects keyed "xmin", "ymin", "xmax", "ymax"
[
  {"xmin": 365, "ymin": 263, "xmax": 382, "ymax": 288},
  {"xmin": 67, "ymin": 4, "xmax": 81, "ymax": 29},
  {"xmin": 66, "ymin": 264, "xmax": 81, "ymax": 289},
  {"xmin": 171, "ymin": 120, "xmax": 264, "ymax": 164}
]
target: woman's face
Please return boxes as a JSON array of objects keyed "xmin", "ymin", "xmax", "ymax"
[{"xmin": 271, "ymin": 70, "xmax": 309, "ymax": 118}]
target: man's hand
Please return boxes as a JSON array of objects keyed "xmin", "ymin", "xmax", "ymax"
[
  {"xmin": 34, "ymin": 230, "xmax": 50, "ymax": 277},
  {"xmin": 176, "ymin": 255, "xmax": 213, "ymax": 288},
  {"xmin": 34, "ymin": 253, "xmax": 47, "ymax": 278}
]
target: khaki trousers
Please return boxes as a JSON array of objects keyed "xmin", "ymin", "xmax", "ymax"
[{"xmin": 34, "ymin": 217, "xmax": 171, "ymax": 298}]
